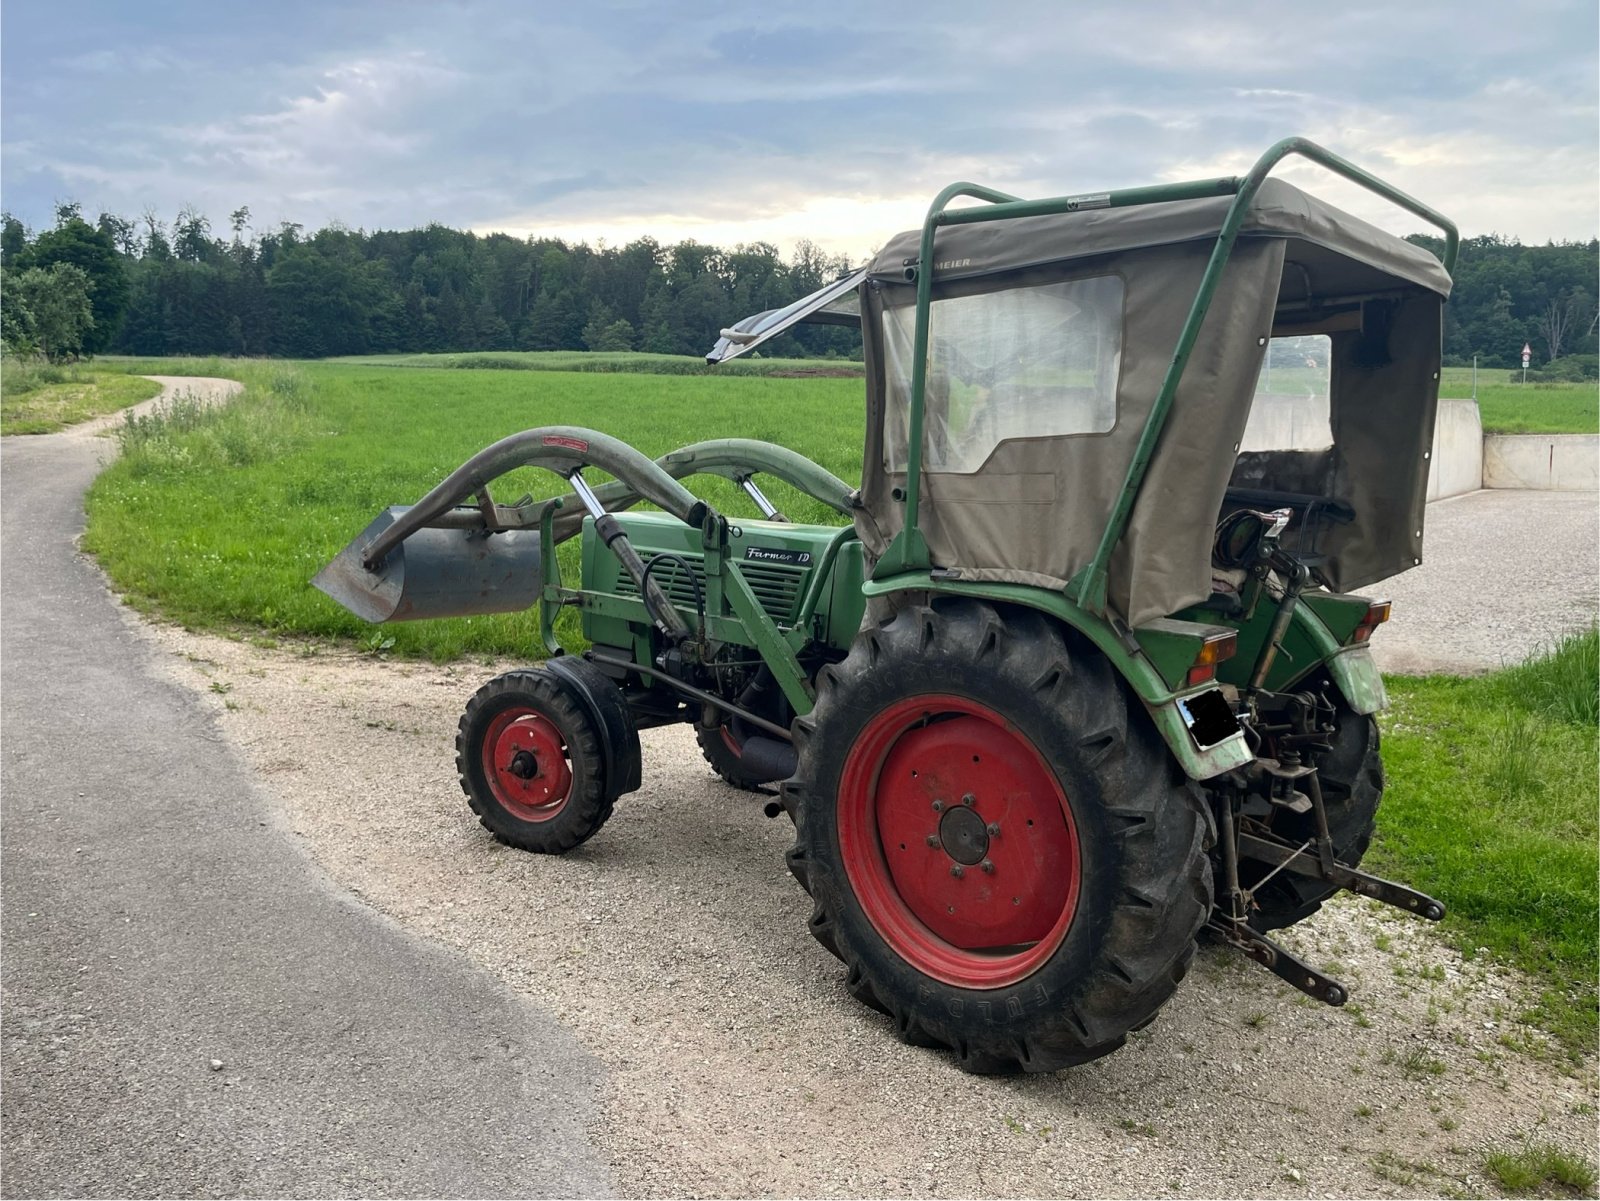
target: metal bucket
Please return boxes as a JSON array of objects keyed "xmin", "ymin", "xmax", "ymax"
[{"xmin": 312, "ymin": 507, "xmax": 543, "ymax": 623}]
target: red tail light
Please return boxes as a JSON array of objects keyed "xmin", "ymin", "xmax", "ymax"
[
  {"xmin": 1350, "ymin": 600, "xmax": 1392, "ymax": 644},
  {"xmin": 1185, "ymin": 630, "xmax": 1238, "ymax": 688}
]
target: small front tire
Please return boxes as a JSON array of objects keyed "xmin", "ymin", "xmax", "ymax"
[{"xmin": 457, "ymin": 670, "xmax": 613, "ymax": 854}]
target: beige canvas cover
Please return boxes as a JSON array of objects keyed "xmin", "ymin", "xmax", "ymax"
[{"xmin": 856, "ymin": 179, "xmax": 1450, "ymax": 626}]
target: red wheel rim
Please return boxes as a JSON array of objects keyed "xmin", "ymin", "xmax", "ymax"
[
  {"xmin": 837, "ymin": 694, "xmax": 1080, "ymax": 989},
  {"xmin": 482, "ymin": 708, "xmax": 573, "ymax": 822}
]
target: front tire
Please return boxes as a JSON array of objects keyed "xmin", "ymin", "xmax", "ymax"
[
  {"xmin": 457, "ymin": 670, "xmax": 613, "ymax": 854},
  {"xmin": 783, "ymin": 601, "xmax": 1211, "ymax": 1074}
]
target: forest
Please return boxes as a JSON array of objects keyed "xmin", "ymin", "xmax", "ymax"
[{"xmin": 1, "ymin": 204, "xmax": 1594, "ymax": 370}]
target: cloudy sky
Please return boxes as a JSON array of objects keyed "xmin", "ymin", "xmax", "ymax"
[{"xmin": 3, "ymin": 0, "xmax": 1595, "ymax": 259}]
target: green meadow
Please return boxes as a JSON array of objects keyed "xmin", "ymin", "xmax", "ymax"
[
  {"xmin": 85, "ymin": 359, "xmax": 861, "ymax": 660},
  {"xmin": 1438, "ymin": 365, "xmax": 1597, "ymax": 434}
]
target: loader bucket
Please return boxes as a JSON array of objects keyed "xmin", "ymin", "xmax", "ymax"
[{"xmin": 312, "ymin": 506, "xmax": 543, "ymax": 623}]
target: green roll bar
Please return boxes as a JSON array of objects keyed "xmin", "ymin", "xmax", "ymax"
[{"xmin": 875, "ymin": 136, "xmax": 1461, "ymax": 614}]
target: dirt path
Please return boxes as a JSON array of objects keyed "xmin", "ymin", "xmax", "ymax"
[
  {"xmin": 52, "ymin": 373, "xmax": 242, "ymax": 442},
  {"xmin": 133, "ymin": 618, "xmax": 1596, "ymax": 1199}
]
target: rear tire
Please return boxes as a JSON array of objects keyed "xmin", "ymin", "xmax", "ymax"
[
  {"xmin": 783, "ymin": 600, "xmax": 1211, "ymax": 1074},
  {"xmin": 696, "ymin": 721, "xmax": 769, "ymax": 792},
  {"xmin": 457, "ymin": 670, "xmax": 613, "ymax": 854},
  {"xmin": 1247, "ymin": 704, "xmax": 1382, "ymax": 931}
]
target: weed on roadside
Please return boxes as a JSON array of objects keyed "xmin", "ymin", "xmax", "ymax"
[{"xmin": 1483, "ymin": 1141, "xmax": 1596, "ymax": 1196}]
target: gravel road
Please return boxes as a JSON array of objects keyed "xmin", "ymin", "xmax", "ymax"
[
  {"xmin": 1, "ymin": 379, "xmax": 612, "ymax": 1198},
  {"xmin": 1371, "ymin": 489, "xmax": 1597, "ymax": 676},
  {"xmin": 8, "ymin": 379, "xmax": 1596, "ymax": 1198}
]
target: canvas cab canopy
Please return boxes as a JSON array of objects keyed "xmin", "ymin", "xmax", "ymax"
[{"xmin": 710, "ymin": 145, "xmax": 1456, "ymax": 629}]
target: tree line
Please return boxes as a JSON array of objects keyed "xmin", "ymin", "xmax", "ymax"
[
  {"xmin": 1, "ymin": 204, "xmax": 1594, "ymax": 370},
  {"xmin": 1408, "ymin": 232, "xmax": 1598, "ymax": 372},
  {"xmin": 0, "ymin": 204, "xmax": 861, "ymax": 363}
]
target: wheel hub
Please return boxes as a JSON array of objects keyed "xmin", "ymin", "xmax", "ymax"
[
  {"xmin": 938, "ymin": 804, "xmax": 989, "ymax": 865},
  {"xmin": 483, "ymin": 710, "xmax": 572, "ymax": 818},
  {"xmin": 837, "ymin": 696, "xmax": 1082, "ymax": 988}
]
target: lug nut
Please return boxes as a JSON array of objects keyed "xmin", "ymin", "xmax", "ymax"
[
  {"xmin": 931, "ymin": 799, "xmax": 944, "ymax": 813},
  {"xmin": 960, "ymin": 793, "xmax": 976, "ymax": 807},
  {"xmin": 986, "ymin": 822, "xmax": 1001, "ymax": 836},
  {"xmin": 949, "ymin": 865, "xmax": 964, "ymax": 879},
  {"xmin": 980, "ymin": 860, "xmax": 995, "ymax": 874},
  {"xmin": 925, "ymin": 834, "xmax": 939, "ymax": 847}
]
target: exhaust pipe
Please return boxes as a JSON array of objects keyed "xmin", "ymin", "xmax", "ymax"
[{"xmin": 312, "ymin": 506, "xmax": 543, "ymax": 623}]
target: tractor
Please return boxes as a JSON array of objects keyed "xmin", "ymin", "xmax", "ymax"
[{"xmin": 315, "ymin": 137, "xmax": 1457, "ymax": 1074}]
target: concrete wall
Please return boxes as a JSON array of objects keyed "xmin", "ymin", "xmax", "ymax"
[
  {"xmin": 1427, "ymin": 398, "xmax": 1484, "ymax": 501},
  {"xmin": 1238, "ymin": 395, "xmax": 1596, "ymax": 498},
  {"xmin": 1483, "ymin": 434, "xmax": 1599, "ymax": 491},
  {"xmin": 1240, "ymin": 391, "xmax": 1330, "ymax": 452}
]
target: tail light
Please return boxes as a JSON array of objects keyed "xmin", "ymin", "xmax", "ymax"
[
  {"xmin": 1350, "ymin": 600, "xmax": 1392, "ymax": 644},
  {"xmin": 1186, "ymin": 630, "xmax": 1238, "ymax": 688}
]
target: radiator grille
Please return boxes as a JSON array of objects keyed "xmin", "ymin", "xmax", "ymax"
[{"xmin": 613, "ymin": 552, "xmax": 805, "ymax": 624}]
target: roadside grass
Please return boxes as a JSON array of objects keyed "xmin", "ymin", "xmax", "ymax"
[
  {"xmin": 327, "ymin": 350, "xmax": 865, "ymax": 377},
  {"xmin": 1482, "ymin": 1140, "xmax": 1597, "ymax": 1197},
  {"xmin": 84, "ymin": 361, "xmax": 863, "ymax": 661},
  {"xmin": 1, "ymin": 358, "xmax": 163, "ymax": 434},
  {"xmin": 1439, "ymin": 367, "xmax": 1597, "ymax": 434},
  {"xmin": 1373, "ymin": 628, "xmax": 1599, "ymax": 1060}
]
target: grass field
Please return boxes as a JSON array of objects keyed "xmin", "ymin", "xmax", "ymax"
[
  {"xmin": 1, "ymin": 359, "xmax": 163, "ymax": 434},
  {"xmin": 85, "ymin": 360, "xmax": 861, "ymax": 660},
  {"xmin": 329, "ymin": 350, "xmax": 866, "ymax": 377},
  {"xmin": 1438, "ymin": 366, "xmax": 1597, "ymax": 434},
  {"xmin": 82, "ymin": 358, "xmax": 1599, "ymax": 1055},
  {"xmin": 1375, "ymin": 629, "xmax": 1598, "ymax": 1059}
]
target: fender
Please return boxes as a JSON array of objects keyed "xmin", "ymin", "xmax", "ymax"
[
  {"xmin": 545, "ymin": 654, "xmax": 642, "ymax": 801},
  {"xmin": 862, "ymin": 573, "xmax": 1255, "ymax": 781}
]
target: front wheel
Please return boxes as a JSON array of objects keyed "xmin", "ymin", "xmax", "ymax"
[
  {"xmin": 457, "ymin": 670, "xmax": 614, "ymax": 854},
  {"xmin": 783, "ymin": 600, "xmax": 1212, "ymax": 1074}
]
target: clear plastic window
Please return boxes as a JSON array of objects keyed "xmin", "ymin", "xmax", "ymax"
[
  {"xmin": 1240, "ymin": 334, "xmax": 1333, "ymax": 451},
  {"xmin": 883, "ymin": 276, "xmax": 1124, "ymax": 473}
]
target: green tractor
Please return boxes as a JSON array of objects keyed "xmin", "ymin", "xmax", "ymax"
[{"xmin": 315, "ymin": 137, "xmax": 1456, "ymax": 1074}]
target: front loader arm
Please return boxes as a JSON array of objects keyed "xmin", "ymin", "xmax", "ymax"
[{"xmin": 357, "ymin": 426, "xmax": 703, "ymax": 570}]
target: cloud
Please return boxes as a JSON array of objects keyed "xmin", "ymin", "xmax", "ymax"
[{"xmin": 0, "ymin": 0, "xmax": 1593, "ymax": 254}]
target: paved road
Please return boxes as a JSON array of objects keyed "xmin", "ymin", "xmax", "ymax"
[
  {"xmin": 1371, "ymin": 488, "xmax": 1598, "ymax": 675},
  {"xmin": 1, "ymin": 380, "xmax": 612, "ymax": 1199}
]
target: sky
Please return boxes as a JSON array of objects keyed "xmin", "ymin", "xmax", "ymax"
[{"xmin": 2, "ymin": 0, "xmax": 1596, "ymax": 261}]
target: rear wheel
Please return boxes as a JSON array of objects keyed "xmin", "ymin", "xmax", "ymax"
[
  {"xmin": 696, "ymin": 720, "xmax": 770, "ymax": 792},
  {"xmin": 457, "ymin": 670, "xmax": 613, "ymax": 854},
  {"xmin": 1247, "ymin": 703, "xmax": 1382, "ymax": 930},
  {"xmin": 783, "ymin": 600, "xmax": 1212, "ymax": 1074}
]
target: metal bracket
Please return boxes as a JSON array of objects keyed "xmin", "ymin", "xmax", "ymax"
[
  {"xmin": 1237, "ymin": 832, "xmax": 1446, "ymax": 922},
  {"xmin": 1208, "ymin": 920, "xmax": 1349, "ymax": 1006}
]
